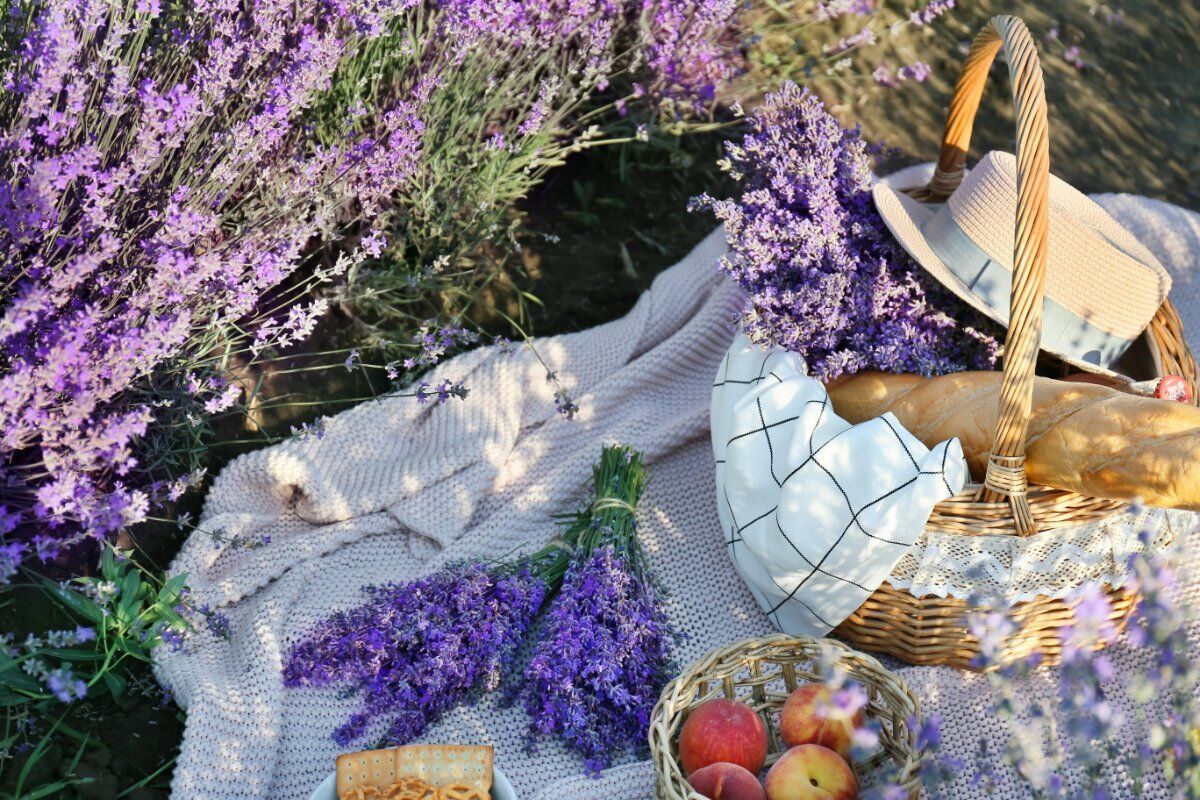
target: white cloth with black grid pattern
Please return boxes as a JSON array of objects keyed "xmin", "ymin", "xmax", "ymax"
[{"xmin": 711, "ymin": 336, "xmax": 969, "ymax": 636}]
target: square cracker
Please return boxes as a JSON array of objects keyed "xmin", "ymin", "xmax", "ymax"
[
  {"xmin": 336, "ymin": 745, "xmax": 493, "ymax": 796},
  {"xmin": 394, "ymin": 745, "xmax": 492, "ymax": 791},
  {"xmin": 336, "ymin": 748, "xmax": 396, "ymax": 797}
]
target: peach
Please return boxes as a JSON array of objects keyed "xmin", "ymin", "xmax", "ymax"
[
  {"xmin": 688, "ymin": 762, "xmax": 766, "ymax": 800},
  {"xmin": 779, "ymin": 684, "xmax": 864, "ymax": 761},
  {"xmin": 678, "ymin": 699, "xmax": 768, "ymax": 776},
  {"xmin": 764, "ymin": 745, "xmax": 857, "ymax": 800}
]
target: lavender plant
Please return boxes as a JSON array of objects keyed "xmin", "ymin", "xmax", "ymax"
[
  {"xmin": 0, "ymin": 0, "xmax": 432, "ymax": 572},
  {"xmin": 692, "ymin": 82, "xmax": 999, "ymax": 379},
  {"xmin": 1, "ymin": 544, "xmax": 192, "ymax": 776},
  {"xmin": 517, "ymin": 445, "xmax": 677, "ymax": 773},
  {"xmin": 0, "ymin": 0, "xmax": 748, "ymax": 576},
  {"xmin": 336, "ymin": 0, "xmax": 742, "ymax": 361},
  {"xmin": 740, "ymin": 0, "xmax": 957, "ymax": 100}
]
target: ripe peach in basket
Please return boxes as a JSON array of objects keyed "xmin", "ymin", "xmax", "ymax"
[
  {"xmin": 688, "ymin": 762, "xmax": 765, "ymax": 800},
  {"xmin": 779, "ymin": 684, "xmax": 864, "ymax": 761},
  {"xmin": 678, "ymin": 698, "xmax": 768, "ymax": 775},
  {"xmin": 764, "ymin": 744, "xmax": 857, "ymax": 800}
]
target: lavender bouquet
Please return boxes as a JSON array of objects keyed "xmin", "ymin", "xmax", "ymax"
[
  {"xmin": 692, "ymin": 83, "xmax": 1000, "ymax": 380},
  {"xmin": 283, "ymin": 561, "xmax": 552, "ymax": 746},
  {"xmin": 516, "ymin": 446, "xmax": 676, "ymax": 773},
  {"xmin": 283, "ymin": 444, "xmax": 673, "ymax": 763}
]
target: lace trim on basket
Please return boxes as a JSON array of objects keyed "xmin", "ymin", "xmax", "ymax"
[{"xmin": 886, "ymin": 507, "xmax": 1195, "ymax": 603}]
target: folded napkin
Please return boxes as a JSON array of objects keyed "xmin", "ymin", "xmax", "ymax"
[{"xmin": 711, "ymin": 336, "xmax": 969, "ymax": 636}]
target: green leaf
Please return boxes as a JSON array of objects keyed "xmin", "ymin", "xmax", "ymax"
[
  {"xmin": 0, "ymin": 668, "xmax": 43, "ymax": 693},
  {"xmin": 117, "ymin": 568, "xmax": 143, "ymax": 621},
  {"xmin": 38, "ymin": 647, "xmax": 105, "ymax": 662},
  {"xmin": 0, "ymin": 689, "xmax": 37, "ymax": 706},
  {"xmin": 101, "ymin": 547, "xmax": 120, "ymax": 581},
  {"xmin": 13, "ymin": 779, "xmax": 94, "ymax": 800},
  {"xmin": 160, "ymin": 573, "xmax": 189, "ymax": 601},
  {"xmin": 100, "ymin": 670, "xmax": 127, "ymax": 699},
  {"xmin": 42, "ymin": 580, "xmax": 105, "ymax": 624},
  {"xmin": 110, "ymin": 636, "xmax": 150, "ymax": 661}
]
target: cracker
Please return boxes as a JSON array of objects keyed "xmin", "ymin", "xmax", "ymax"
[
  {"xmin": 340, "ymin": 788, "xmax": 382, "ymax": 800},
  {"xmin": 381, "ymin": 777, "xmax": 439, "ymax": 800},
  {"xmin": 337, "ymin": 749, "xmax": 397, "ymax": 798},
  {"xmin": 438, "ymin": 785, "xmax": 489, "ymax": 800},
  {"xmin": 336, "ymin": 745, "xmax": 493, "ymax": 798},
  {"xmin": 393, "ymin": 745, "xmax": 493, "ymax": 792}
]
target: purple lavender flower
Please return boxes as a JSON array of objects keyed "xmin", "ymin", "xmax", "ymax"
[
  {"xmin": 692, "ymin": 84, "xmax": 999, "ymax": 380},
  {"xmin": 0, "ymin": 541, "xmax": 25, "ymax": 585},
  {"xmin": 198, "ymin": 604, "xmax": 234, "ymax": 641},
  {"xmin": 284, "ymin": 563, "xmax": 548, "ymax": 746},
  {"xmin": 872, "ymin": 62, "xmax": 900, "ymax": 88},
  {"xmin": 414, "ymin": 378, "xmax": 469, "ymax": 405},
  {"xmin": 1061, "ymin": 45, "xmax": 1089, "ymax": 71},
  {"xmin": 640, "ymin": 0, "xmax": 741, "ymax": 108},
  {"xmin": 897, "ymin": 60, "xmax": 932, "ymax": 83},
  {"xmin": 825, "ymin": 27, "xmax": 876, "ymax": 56},
  {"xmin": 554, "ymin": 388, "xmax": 580, "ymax": 419},
  {"xmin": 403, "ymin": 322, "xmax": 481, "ymax": 369},
  {"xmin": 0, "ymin": 0, "xmax": 427, "ymax": 568},
  {"xmin": 909, "ymin": 0, "xmax": 955, "ymax": 26},
  {"xmin": 519, "ymin": 544, "xmax": 675, "ymax": 773},
  {"xmin": 813, "ymin": 0, "xmax": 874, "ymax": 21},
  {"xmin": 45, "ymin": 666, "xmax": 88, "ymax": 703}
]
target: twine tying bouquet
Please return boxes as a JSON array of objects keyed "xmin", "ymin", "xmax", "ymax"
[{"xmin": 283, "ymin": 445, "xmax": 676, "ymax": 773}]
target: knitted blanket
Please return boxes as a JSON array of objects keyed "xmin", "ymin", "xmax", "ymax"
[{"xmin": 156, "ymin": 175, "xmax": 1200, "ymax": 800}]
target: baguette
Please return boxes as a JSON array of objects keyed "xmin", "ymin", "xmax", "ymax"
[{"xmin": 826, "ymin": 371, "xmax": 1200, "ymax": 510}]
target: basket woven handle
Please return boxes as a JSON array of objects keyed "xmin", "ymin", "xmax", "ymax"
[{"xmin": 920, "ymin": 15, "xmax": 1049, "ymax": 536}]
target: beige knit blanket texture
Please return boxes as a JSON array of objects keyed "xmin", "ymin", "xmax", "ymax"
[{"xmin": 156, "ymin": 179, "xmax": 1200, "ymax": 800}]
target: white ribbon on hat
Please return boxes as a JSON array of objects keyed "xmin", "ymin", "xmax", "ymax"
[{"xmin": 921, "ymin": 210, "xmax": 1135, "ymax": 369}]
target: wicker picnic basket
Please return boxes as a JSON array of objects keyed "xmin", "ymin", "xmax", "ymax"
[
  {"xmin": 828, "ymin": 15, "xmax": 1199, "ymax": 670},
  {"xmin": 650, "ymin": 634, "xmax": 924, "ymax": 800}
]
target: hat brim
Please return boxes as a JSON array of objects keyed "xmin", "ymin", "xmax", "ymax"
[{"xmin": 872, "ymin": 180, "xmax": 1129, "ymax": 381}]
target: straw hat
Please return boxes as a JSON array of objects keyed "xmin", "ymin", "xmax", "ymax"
[{"xmin": 873, "ymin": 151, "xmax": 1171, "ymax": 378}]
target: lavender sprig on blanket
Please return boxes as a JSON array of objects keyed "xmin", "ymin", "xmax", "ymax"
[
  {"xmin": 516, "ymin": 446, "xmax": 677, "ymax": 773},
  {"xmin": 281, "ymin": 444, "xmax": 674, "ymax": 768},
  {"xmin": 520, "ymin": 544, "xmax": 675, "ymax": 773},
  {"xmin": 283, "ymin": 562, "xmax": 548, "ymax": 746},
  {"xmin": 691, "ymin": 82, "xmax": 1000, "ymax": 380}
]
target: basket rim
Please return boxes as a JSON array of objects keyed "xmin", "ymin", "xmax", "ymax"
[
  {"xmin": 649, "ymin": 634, "xmax": 925, "ymax": 800},
  {"xmin": 928, "ymin": 482, "xmax": 1127, "ymax": 537}
]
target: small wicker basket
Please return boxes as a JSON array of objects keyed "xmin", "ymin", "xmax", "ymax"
[
  {"xmin": 649, "ymin": 635, "xmax": 924, "ymax": 800},
  {"xmin": 830, "ymin": 15, "xmax": 1199, "ymax": 670}
]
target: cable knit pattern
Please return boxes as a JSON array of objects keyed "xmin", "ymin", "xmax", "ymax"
[{"xmin": 156, "ymin": 182, "xmax": 1200, "ymax": 800}]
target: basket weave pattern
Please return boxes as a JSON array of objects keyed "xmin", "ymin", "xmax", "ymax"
[
  {"xmin": 831, "ymin": 15, "xmax": 1199, "ymax": 670},
  {"xmin": 650, "ymin": 635, "xmax": 923, "ymax": 800}
]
